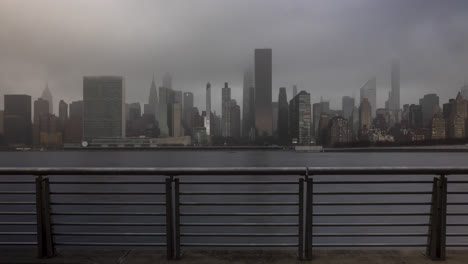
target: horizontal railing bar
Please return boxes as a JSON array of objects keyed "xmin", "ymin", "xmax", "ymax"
[
  {"xmin": 51, "ymin": 181, "xmax": 165, "ymax": 184},
  {"xmin": 0, "ymin": 202, "xmax": 36, "ymax": 205},
  {"xmin": 447, "ymin": 234, "xmax": 468, "ymax": 236},
  {"xmin": 447, "ymin": 244, "xmax": 468, "ymax": 247},
  {"xmin": 54, "ymin": 232, "xmax": 165, "ymax": 236},
  {"xmin": 314, "ymin": 181, "xmax": 433, "ymax": 184},
  {"xmin": 447, "ymin": 213, "xmax": 468, "ymax": 216},
  {"xmin": 313, "ymin": 223, "xmax": 429, "ymax": 226},
  {"xmin": 180, "ymin": 213, "xmax": 298, "ymax": 216},
  {"xmin": 447, "ymin": 192, "xmax": 468, "ymax": 194},
  {"xmin": 313, "ymin": 202, "xmax": 431, "ymax": 206},
  {"xmin": 50, "ymin": 192, "xmax": 165, "ymax": 195},
  {"xmin": 0, "ymin": 242, "xmax": 37, "ymax": 245},
  {"xmin": 51, "ymin": 212, "xmax": 165, "ymax": 216},
  {"xmin": 448, "ymin": 224, "xmax": 468, "ymax": 226},
  {"xmin": 181, "ymin": 243, "xmax": 298, "ymax": 247},
  {"xmin": 314, "ymin": 192, "xmax": 432, "ymax": 195},
  {"xmin": 180, "ymin": 192, "xmax": 298, "ymax": 195},
  {"xmin": 0, "ymin": 191, "xmax": 35, "ymax": 194},
  {"xmin": 0, "ymin": 222, "xmax": 36, "ymax": 225},
  {"xmin": 0, "ymin": 212, "xmax": 36, "ymax": 215},
  {"xmin": 447, "ymin": 181, "xmax": 468, "ymax": 183},
  {"xmin": 0, "ymin": 232, "xmax": 37, "ymax": 235},
  {"xmin": 0, "ymin": 166, "xmax": 468, "ymax": 175},
  {"xmin": 52, "ymin": 222, "xmax": 166, "ymax": 226},
  {"xmin": 313, "ymin": 233, "xmax": 428, "ymax": 237},
  {"xmin": 447, "ymin": 202, "xmax": 468, "ymax": 205},
  {"xmin": 180, "ymin": 223, "xmax": 298, "ymax": 226},
  {"xmin": 312, "ymin": 244, "xmax": 426, "ymax": 247},
  {"xmin": 180, "ymin": 233, "xmax": 298, "ymax": 237},
  {"xmin": 312, "ymin": 213, "xmax": 430, "ymax": 216},
  {"xmin": 54, "ymin": 242, "xmax": 165, "ymax": 246},
  {"xmin": 0, "ymin": 182, "xmax": 34, "ymax": 184},
  {"xmin": 180, "ymin": 202, "xmax": 299, "ymax": 206},
  {"xmin": 179, "ymin": 181, "xmax": 298, "ymax": 185},
  {"xmin": 50, "ymin": 202, "xmax": 166, "ymax": 206}
]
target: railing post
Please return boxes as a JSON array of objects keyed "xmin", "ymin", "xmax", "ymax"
[
  {"xmin": 305, "ymin": 169, "xmax": 313, "ymax": 260},
  {"xmin": 165, "ymin": 177, "xmax": 174, "ymax": 260},
  {"xmin": 174, "ymin": 178, "xmax": 181, "ymax": 259},
  {"xmin": 35, "ymin": 176, "xmax": 54, "ymax": 258},
  {"xmin": 298, "ymin": 177, "xmax": 304, "ymax": 260},
  {"xmin": 426, "ymin": 175, "xmax": 447, "ymax": 260}
]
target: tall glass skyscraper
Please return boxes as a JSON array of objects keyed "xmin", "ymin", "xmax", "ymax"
[
  {"xmin": 254, "ymin": 49, "xmax": 272, "ymax": 136},
  {"xmin": 360, "ymin": 77, "xmax": 377, "ymax": 118},
  {"xmin": 83, "ymin": 76, "xmax": 125, "ymax": 140}
]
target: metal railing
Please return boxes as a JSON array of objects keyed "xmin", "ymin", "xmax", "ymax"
[{"xmin": 1, "ymin": 167, "xmax": 468, "ymax": 260}]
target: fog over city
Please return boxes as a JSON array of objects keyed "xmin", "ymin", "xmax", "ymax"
[{"xmin": 0, "ymin": 0, "xmax": 467, "ymax": 112}]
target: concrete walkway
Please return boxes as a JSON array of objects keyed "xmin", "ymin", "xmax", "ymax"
[{"xmin": 1, "ymin": 249, "xmax": 468, "ymax": 264}]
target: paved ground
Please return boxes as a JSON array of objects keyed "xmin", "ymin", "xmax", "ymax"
[{"xmin": 2, "ymin": 249, "xmax": 468, "ymax": 264}]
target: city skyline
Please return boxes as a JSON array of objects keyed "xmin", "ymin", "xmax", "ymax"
[{"xmin": 1, "ymin": 1, "xmax": 467, "ymax": 112}]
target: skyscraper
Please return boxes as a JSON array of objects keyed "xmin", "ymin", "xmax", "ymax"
[
  {"xmin": 312, "ymin": 101, "xmax": 330, "ymax": 137},
  {"xmin": 390, "ymin": 59, "xmax": 400, "ymax": 110},
  {"xmin": 222, "ymin": 82, "xmax": 231, "ymax": 137},
  {"xmin": 254, "ymin": 48, "xmax": 273, "ymax": 136},
  {"xmin": 59, "ymin": 100, "xmax": 68, "ymax": 124},
  {"xmin": 4, "ymin": 95, "xmax": 32, "ymax": 147},
  {"xmin": 277, "ymin": 87, "xmax": 289, "ymax": 145},
  {"xmin": 205, "ymin": 82, "xmax": 211, "ymax": 136},
  {"xmin": 342, "ymin": 96, "xmax": 355, "ymax": 121},
  {"xmin": 272, "ymin": 102, "xmax": 279, "ymax": 134},
  {"xmin": 328, "ymin": 116, "xmax": 352, "ymax": 146},
  {"xmin": 33, "ymin": 98, "xmax": 50, "ymax": 146},
  {"xmin": 41, "ymin": 83, "xmax": 53, "ymax": 114},
  {"xmin": 183, "ymin": 92, "xmax": 194, "ymax": 135},
  {"xmin": 360, "ymin": 77, "xmax": 377, "ymax": 118},
  {"xmin": 64, "ymin": 101, "xmax": 83, "ymax": 144},
  {"xmin": 359, "ymin": 98, "xmax": 372, "ymax": 137},
  {"xmin": 163, "ymin": 73, "xmax": 172, "ymax": 90},
  {"xmin": 83, "ymin": 76, "xmax": 126, "ymax": 140},
  {"xmin": 419, "ymin": 94, "xmax": 439, "ymax": 128},
  {"xmin": 292, "ymin": 85, "xmax": 298, "ymax": 98},
  {"xmin": 242, "ymin": 70, "xmax": 254, "ymax": 137},
  {"xmin": 148, "ymin": 75, "xmax": 158, "ymax": 121},
  {"xmin": 461, "ymin": 85, "xmax": 468, "ymax": 100},
  {"xmin": 289, "ymin": 91, "xmax": 311, "ymax": 145},
  {"xmin": 158, "ymin": 87, "xmax": 172, "ymax": 137},
  {"xmin": 230, "ymin": 100, "xmax": 241, "ymax": 138}
]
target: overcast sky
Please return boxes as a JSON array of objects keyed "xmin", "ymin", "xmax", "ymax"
[{"xmin": 0, "ymin": 0, "xmax": 467, "ymax": 114}]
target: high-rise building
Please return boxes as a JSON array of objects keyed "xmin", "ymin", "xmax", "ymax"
[
  {"xmin": 158, "ymin": 87, "xmax": 172, "ymax": 137},
  {"xmin": 312, "ymin": 101, "xmax": 330, "ymax": 138},
  {"xmin": 128, "ymin": 103, "xmax": 141, "ymax": 122},
  {"xmin": 360, "ymin": 77, "xmax": 377, "ymax": 118},
  {"xmin": 359, "ymin": 98, "xmax": 372, "ymax": 137},
  {"xmin": 461, "ymin": 85, "xmax": 468, "ymax": 100},
  {"xmin": 292, "ymin": 85, "xmax": 298, "ymax": 98},
  {"xmin": 431, "ymin": 109, "xmax": 446, "ymax": 140},
  {"xmin": 4, "ymin": 95, "xmax": 32, "ymax": 147},
  {"xmin": 64, "ymin": 101, "xmax": 83, "ymax": 144},
  {"xmin": 419, "ymin": 94, "xmax": 439, "ymax": 128},
  {"xmin": 409, "ymin": 104, "xmax": 423, "ymax": 129},
  {"xmin": 205, "ymin": 83, "xmax": 211, "ymax": 137},
  {"xmin": 41, "ymin": 83, "xmax": 53, "ymax": 114},
  {"xmin": 289, "ymin": 91, "xmax": 311, "ymax": 145},
  {"xmin": 230, "ymin": 100, "xmax": 241, "ymax": 138},
  {"xmin": 148, "ymin": 75, "xmax": 159, "ymax": 121},
  {"xmin": 317, "ymin": 113, "xmax": 329, "ymax": 145},
  {"xmin": 58, "ymin": 100, "xmax": 68, "ymax": 125},
  {"xmin": 342, "ymin": 96, "xmax": 355, "ymax": 121},
  {"xmin": 254, "ymin": 48, "xmax": 273, "ymax": 136},
  {"xmin": 390, "ymin": 59, "xmax": 400, "ymax": 110},
  {"xmin": 222, "ymin": 82, "xmax": 231, "ymax": 137},
  {"xmin": 242, "ymin": 70, "xmax": 254, "ymax": 137},
  {"xmin": 171, "ymin": 103, "xmax": 183, "ymax": 137},
  {"xmin": 33, "ymin": 98, "xmax": 50, "ymax": 146},
  {"xmin": 0, "ymin": 111, "xmax": 4, "ymax": 135},
  {"xmin": 445, "ymin": 92, "xmax": 467, "ymax": 139},
  {"xmin": 183, "ymin": 92, "xmax": 194, "ymax": 136},
  {"xmin": 328, "ymin": 116, "xmax": 352, "ymax": 146},
  {"xmin": 83, "ymin": 76, "xmax": 125, "ymax": 140},
  {"xmin": 272, "ymin": 102, "xmax": 279, "ymax": 135},
  {"xmin": 277, "ymin": 87, "xmax": 289, "ymax": 145},
  {"xmin": 163, "ymin": 73, "xmax": 172, "ymax": 90}
]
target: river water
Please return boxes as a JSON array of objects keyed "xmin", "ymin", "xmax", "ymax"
[{"xmin": 1, "ymin": 151, "xmax": 468, "ymax": 248}]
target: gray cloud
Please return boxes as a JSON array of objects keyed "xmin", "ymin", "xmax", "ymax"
[{"xmin": 0, "ymin": 0, "xmax": 467, "ymax": 113}]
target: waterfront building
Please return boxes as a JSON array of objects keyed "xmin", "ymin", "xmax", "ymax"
[
  {"xmin": 41, "ymin": 83, "xmax": 53, "ymax": 114},
  {"xmin": 419, "ymin": 94, "xmax": 439, "ymax": 128},
  {"xmin": 289, "ymin": 91, "xmax": 311, "ymax": 145},
  {"xmin": 431, "ymin": 111, "xmax": 446, "ymax": 140},
  {"xmin": 317, "ymin": 113, "xmax": 329, "ymax": 145},
  {"xmin": 58, "ymin": 100, "xmax": 68, "ymax": 132},
  {"xmin": 230, "ymin": 100, "xmax": 241, "ymax": 139},
  {"xmin": 33, "ymin": 98, "xmax": 50, "ymax": 146},
  {"xmin": 205, "ymin": 82, "xmax": 211, "ymax": 137},
  {"xmin": 64, "ymin": 101, "xmax": 83, "ymax": 144},
  {"xmin": 242, "ymin": 70, "xmax": 254, "ymax": 137},
  {"xmin": 328, "ymin": 116, "xmax": 352, "ymax": 146},
  {"xmin": 4, "ymin": 95, "xmax": 32, "ymax": 147},
  {"xmin": 312, "ymin": 101, "xmax": 330, "ymax": 138},
  {"xmin": 222, "ymin": 82, "xmax": 232, "ymax": 137},
  {"xmin": 83, "ymin": 76, "xmax": 125, "ymax": 140},
  {"xmin": 359, "ymin": 98, "xmax": 372, "ymax": 138},
  {"xmin": 360, "ymin": 77, "xmax": 377, "ymax": 118},
  {"xmin": 342, "ymin": 96, "xmax": 355, "ymax": 122},
  {"xmin": 277, "ymin": 87, "xmax": 289, "ymax": 145},
  {"xmin": 409, "ymin": 104, "xmax": 423, "ymax": 129},
  {"xmin": 171, "ymin": 102, "xmax": 183, "ymax": 137},
  {"xmin": 158, "ymin": 86, "xmax": 172, "ymax": 137},
  {"xmin": 272, "ymin": 102, "xmax": 279, "ymax": 135},
  {"xmin": 445, "ymin": 93, "xmax": 467, "ymax": 139},
  {"xmin": 255, "ymin": 48, "xmax": 273, "ymax": 136}
]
